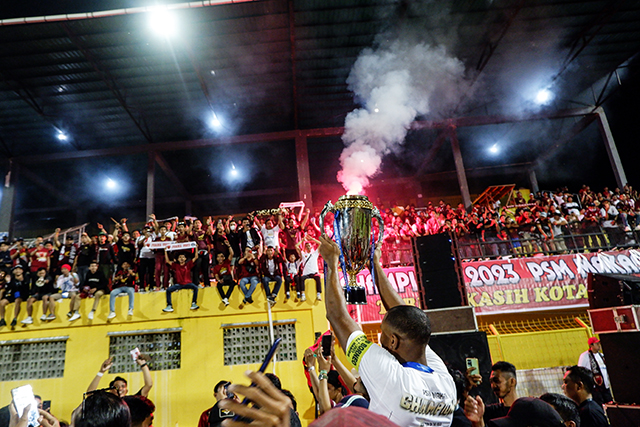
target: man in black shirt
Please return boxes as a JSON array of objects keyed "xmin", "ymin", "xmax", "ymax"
[
  {"xmin": 73, "ymin": 233, "xmax": 95, "ymax": 285},
  {"xmin": 115, "ymin": 232, "xmax": 136, "ymax": 269},
  {"xmin": 197, "ymin": 380, "xmax": 236, "ymax": 427},
  {"xmin": 465, "ymin": 361, "xmax": 519, "ymax": 427},
  {"xmin": 563, "ymin": 366, "xmax": 609, "ymax": 427},
  {"xmin": 0, "ymin": 265, "xmax": 30, "ymax": 329},
  {"xmin": 82, "ymin": 261, "xmax": 110, "ymax": 320}
]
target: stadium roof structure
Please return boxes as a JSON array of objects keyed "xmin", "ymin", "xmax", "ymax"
[{"xmin": 1, "ymin": 0, "xmax": 640, "ymax": 234}]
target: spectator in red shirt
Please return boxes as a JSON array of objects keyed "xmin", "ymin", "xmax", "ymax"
[
  {"xmin": 108, "ymin": 261, "xmax": 137, "ymax": 320},
  {"xmin": 29, "ymin": 241, "xmax": 53, "ymax": 274},
  {"xmin": 163, "ymin": 250, "xmax": 199, "ymax": 312},
  {"xmin": 259, "ymin": 246, "xmax": 286, "ymax": 305},
  {"xmin": 237, "ymin": 246, "xmax": 260, "ymax": 305},
  {"xmin": 213, "ymin": 246, "xmax": 235, "ymax": 306}
]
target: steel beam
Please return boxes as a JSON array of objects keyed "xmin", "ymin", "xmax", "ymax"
[
  {"xmin": 528, "ymin": 169, "xmax": 539, "ymax": 194},
  {"xmin": 61, "ymin": 22, "xmax": 154, "ymax": 144},
  {"xmin": 295, "ymin": 135, "xmax": 313, "ymax": 207},
  {"xmin": 146, "ymin": 152, "xmax": 155, "ymax": 218},
  {"xmin": 14, "ymin": 108, "xmax": 596, "ymax": 166},
  {"xmin": 595, "ymin": 106, "xmax": 627, "ymax": 188},
  {"xmin": 413, "ymin": 130, "xmax": 449, "ymax": 178},
  {"xmin": 155, "ymin": 152, "xmax": 191, "ymax": 201},
  {"xmin": 0, "ymin": 164, "xmax": 18, "ymax": 237},
  {"xmin": 288, "ymin": 0, "xmax": 299, "ymax": 129},
  {"xmin": 534, "ymin": 113, "xmax": 599, "ymax": 167},
  {"xmin": 448, "ymin": 127, "xmax": 472, "ymax": 210},
  {"xmin": 19, "ymin": 167, "xmax": 78, "ymax": 207},
  {"xmin": 14, "ymin": 127, "xmax": 344, "ymax": 165}
]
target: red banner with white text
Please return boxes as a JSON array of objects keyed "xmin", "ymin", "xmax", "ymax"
[
  {"xmin": 338, "ymin": 266, "xmax": 421, "ymax": 323},
  {"xmin": 462, "ymin": 249, "xmax": 640, "ymax": 314}
]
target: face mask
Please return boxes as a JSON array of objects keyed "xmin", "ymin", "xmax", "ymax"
[{"xmin": 230, "ymin": 224, "xmax": 237, "ymax": 231}]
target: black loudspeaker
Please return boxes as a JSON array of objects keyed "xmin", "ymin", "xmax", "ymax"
[
  {"xmin": 588, "ymin": 273, "xmax": 640, "ymax": 309},
  {"xmin": 428, "ymin": 331, "xmax": 496, "ymax": 405},
  {"xmin": 414, "ymin": 234, "xmax": 465, "ymax": 309},
  {"xmin": 604, "ymin": 404, "xmax": 640, "ymax": 426},
  {"xmin": 598, "ymin": 332, "xmax": 640, "ymax": 404}
]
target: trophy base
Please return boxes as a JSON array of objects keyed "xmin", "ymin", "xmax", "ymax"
[{"xmin": 344, "ymin": 287, "xmax": 368, "ymax": 305}]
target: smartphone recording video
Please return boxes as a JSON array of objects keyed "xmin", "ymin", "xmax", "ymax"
[{"xmin": 11, "ymin": 385, "xmax": 40, "ymax": 427}]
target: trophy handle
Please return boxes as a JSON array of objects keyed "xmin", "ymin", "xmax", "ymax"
[
  {"xmin": 372, "ymin": 207, "xmax": 384, "ymax": 245},
  {"xmin": 319, "ymin": 201, "xmax": 335, "ymax": 235}
]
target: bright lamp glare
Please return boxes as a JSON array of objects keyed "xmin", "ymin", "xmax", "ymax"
[
  {"xmin": 105, "ymin": 178, "xmax": 117, "ymax": 190},
  {"xmin": 148, "ymin": 10, "xmax": 177, "ymax": 37},
  {"xmin": 535, "ymin": 88, "xmax": 553, "ymax": 105},
  {"xmin": 211, "ymin": 113, "xmax": 221, "ymax": 128},
  {"xmin": 489, "ymin": 143, "xmax": 499, "ymax": 154},
  {"xmin": 57, "ymin": 132, "xmax": 68, "ymax": 141}
]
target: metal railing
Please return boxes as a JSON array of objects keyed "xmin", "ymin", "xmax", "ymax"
[{"xmin": 455, "ymin": 227, "xmax": 638, "ymax": 260}]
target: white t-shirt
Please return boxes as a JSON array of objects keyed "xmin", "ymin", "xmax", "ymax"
[
  {"xmin": 137, "ymin": 235, "xmax": 155, "ymax": 259},
  {"xmin": 346, "ymin": 331, "xmax": 456, "ymax": 427},
  {"xmin": 578, "ymin": 350, "xmax": 610, "ymax": 389},
  {"xmin": 285, "ymin": 259, "xmax": 301, "ymax": 275},
  {"xmin": 261, "ymin": 225, "xmax": 281, "ymax": 249},
  {"xmin": 300, "ymin": 249, "xmax": 319, "ymax": 275},
  {"xmin": 56, "ymin": 273, "xmax": 80, "ymax": 293}
]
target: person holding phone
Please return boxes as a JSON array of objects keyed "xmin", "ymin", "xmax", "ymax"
[
  {"xmin": 317, "ymin": 235, "xmax": 456, "ymax": 427},
  {"xmin": 197, "ymin": 380, "xmax": 237, "ymax": 427},
  {"xmin": 87, "ymin": 356, "xmax": 153, "ymax": 398}
]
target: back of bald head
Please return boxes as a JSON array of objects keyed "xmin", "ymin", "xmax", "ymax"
[{"xmin": 383, "ymin": 305, "xmax": 431, "ymax": 346}]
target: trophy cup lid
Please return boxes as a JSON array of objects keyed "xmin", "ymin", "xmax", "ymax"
[{"xmin": 335, "ymin": 194, "xmax": 374, "ymax": 210}]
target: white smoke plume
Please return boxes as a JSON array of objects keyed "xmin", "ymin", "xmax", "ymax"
[{"xmin": 338, "ymin": 38, "xmax": 468, "ymax": 194}]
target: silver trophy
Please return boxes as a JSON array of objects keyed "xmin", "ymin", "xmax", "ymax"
[{"xmin": 320, "ymin": 195, "xmax": 384, "ymax": 304}]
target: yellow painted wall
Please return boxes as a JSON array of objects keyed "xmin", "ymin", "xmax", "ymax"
[
  {"xmin": 485, "ymin": 328, "xmax": 590, "ymax": 369},
  {"xmin": 0, "ymin": 283, "xmax": 329, "ymax": 427}
]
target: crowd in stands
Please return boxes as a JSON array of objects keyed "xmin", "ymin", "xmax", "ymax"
[
  {"xmin": 2, "ymin": 233, "xmax": 614, "ymax": 427},
  {"xmin": 0, "ymin": 183, "xmax": 637, "ymax": 327},
  {"xmin": 378, "ymin": 183, "xmax": 640, "ymax": 260}
]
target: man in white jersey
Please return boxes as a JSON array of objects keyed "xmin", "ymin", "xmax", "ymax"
[{"xmin": 318, "ymin": 235, "xmax": 456, "ymax": 427}]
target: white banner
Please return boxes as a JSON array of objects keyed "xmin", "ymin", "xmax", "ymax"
[{"xmin": 147, "ymin": 241, "xmax": 197, "ymax": 251}]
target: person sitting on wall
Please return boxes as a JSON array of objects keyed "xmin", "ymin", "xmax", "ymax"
[
  {"xmin": 236, "ymin": 247, "xmax": 260, "ymax": 305},
  {"xmin": 55, "ymin": 264, "xmax": 81, "ymax": 322},
  {"xmin": 259, "ymin": 246, "xmax": 286, "ymax": 306},
  {"xmin": 163, "ymin": 249, "xmax": 200, "ymax": 312},
  {"xmin": 107, "ymin": 261, "xmax": 137, "ymax": 320},
  {"xmin": 0, "ymin": 265, "xmax": 31, "ymax": 329},
  {"xmin": 213, "ymin": 248, "xmax": 235, "ymax": 307},
  {"xmin": 81, "ymin": 260, "xmax": 110, "ymax": 320},
  {"xmin": 22, "ymin": 267, "xmax": 54, "ymax": 324}
]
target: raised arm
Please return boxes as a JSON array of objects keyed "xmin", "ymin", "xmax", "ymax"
[
  {"xmin": 303, "ymin": 349, "xmax": 321, "ymax": 409},
  {"xmin": 277, "ymin": 213, "xmax": 285, "ymax": 230},
  {"xmin": 372, "ymin": 243, "xmax": 404, "ymax": 311},
  {"xmin": 317, "ymin": 235, "xmax": 361, "ymax": 350},
  {"xmin": 87, "ymin": 357, "xmax": 112, "ymax": 392},
  {"xmin": 300, "ymin": 208, "xmax": 310, "ymax": 229},
  {"xmin": 329, "ymin": 336, "xmax": 356, "ymax": 394},
  {"xmin": 136, "ymin": 354, "xmax": 153, "ymax": 397},
  {"xmin": 315, "ymin": 347, "xmax": 334, "ymax": 414},
  {"xmin": 164, "ymin": 250, "xmax": 172, "ymax": 265},
  {"xmin": 306, "ymin": 234, "xmax": 321, "ymax": 245}
]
